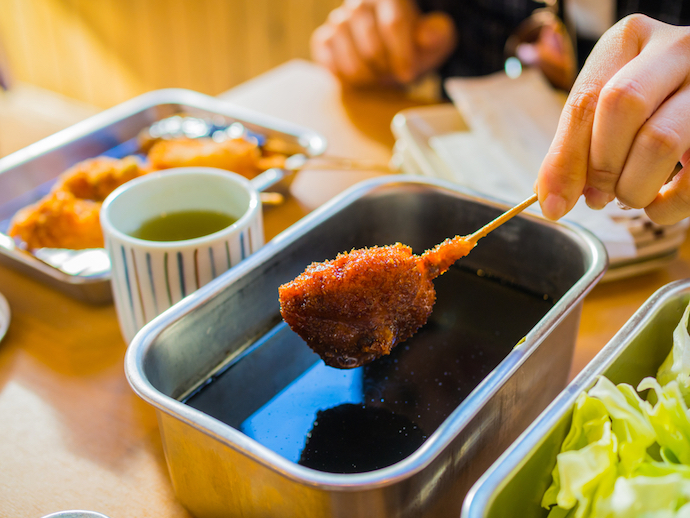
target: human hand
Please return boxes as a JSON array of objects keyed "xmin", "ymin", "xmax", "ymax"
[
  {"xmin": 310, "ymin": 0, "xmax": 457, "ymax": 86},
  {"xmin": 513, "ymin": 11, "xmax": 576, "ymax": 91},
  {"xmin": 536, "ymin": 14, "xmax": 690, "ymax": 225}
]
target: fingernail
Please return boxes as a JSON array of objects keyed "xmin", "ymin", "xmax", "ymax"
[
  {"xmin": 542, "ymin": 193, "xmax": 567, "ymax": 220},
  {"xmin": 583, "ymin": 186, "xmax": 613, "ymax": 210}
]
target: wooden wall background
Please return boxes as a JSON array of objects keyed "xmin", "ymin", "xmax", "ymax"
[{"xmin": 0, "ymin": 0, "xmax": 340, "ymax": 108}]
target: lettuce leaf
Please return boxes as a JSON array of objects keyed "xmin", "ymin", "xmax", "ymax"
[
  {"xmin": 594, "ymin": 474, "xmax": 690, "ymax": 517},
  {"xmin": 589, "ymin": 377, "xmax": 655, "ymax": 475},
  {"xmin": 657, "ymin": 301, "xmax": 690, "ymax": 405},
  {"xmin": 638, "ymin": 378, "xmax": 690, "ymax": 466},
  {"xmin": 541, "ymin": 300, "xmax": 690, "ymax": 518},
  {"xmin": 553, "ymin": 422, "xmax": 618, "ymax": 518},
  {"xmin": 542, "ymin": 392, "xmax": 611, "ymax": 510}
]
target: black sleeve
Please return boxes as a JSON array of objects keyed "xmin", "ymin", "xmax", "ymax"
[
  {"xmin": 576, "ymin": 0, "xmax": 690, "ymax": 68},
  {"xmin": 416, "ymin": 0, "xmax": 542, "ymax": 78},
  {"xmin": 616, "ymin": 0, "xmax": 690, "ymax": 26}
]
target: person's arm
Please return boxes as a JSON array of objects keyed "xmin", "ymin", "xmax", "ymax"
[
  {"xmin": 537, "ymin": 14, "xmax": 690, "ymax": 225},
  {"xmin": 310, "ymin": 0, "xmax": 457, "ymax": 86}
]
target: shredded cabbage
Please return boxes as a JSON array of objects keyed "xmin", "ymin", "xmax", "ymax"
[{"xmin": 542, "ymin": 300, "xmax": 690, "ymax": 518}]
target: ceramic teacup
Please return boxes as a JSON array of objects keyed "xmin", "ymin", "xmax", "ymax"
[{"xmin": 101, "ymin": 167, "xmax": 263, "ymax": 343}]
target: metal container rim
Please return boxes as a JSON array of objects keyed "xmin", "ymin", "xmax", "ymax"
[
  {"xmin": 125, "ymin": 174, "xmax": 608, "ymax": 490},
  {"xmin": 0, "ymin": 87, "xmax": 328, "ymax": 173}
]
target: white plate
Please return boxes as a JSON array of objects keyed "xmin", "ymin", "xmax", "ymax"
[{"xmin": 0, "ymin": 292, "xmax": 10, "ymax": 343}]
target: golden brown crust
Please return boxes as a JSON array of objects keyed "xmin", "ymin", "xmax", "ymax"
[
  {"xmin": 8, "ymin": 190, "xmax": 103, "ymax": 250},
  {"xmin": 147, "ymin": 137, "xmax": 262, "ymax": 177},
  {"xmin": 279, "ymin": 243, "xmax": 436, "ymax": 369},
  {"xmin": 419, "ymin": 236, "xmax": 475, "ymax": 279},
  {"xmin": 279, "ymin": 234, "xmax": 476, "ymax": 369},
  {"xmin": 53, "ymin": 156, "xmax": 149, "ymax": 201},
  {"xmin": 8, "ymin": 156, "xmax": 148, "ymax": 250}
]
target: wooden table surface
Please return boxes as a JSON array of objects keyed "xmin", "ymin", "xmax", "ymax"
[{"xmin": 1, "ymin": 59, "xmax": 690, "ymax": 517}]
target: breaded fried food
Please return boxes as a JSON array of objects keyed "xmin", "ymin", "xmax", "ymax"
[
  {"xmin": 279, "ymin": 237, "xmax": 474, "ymax": 369},
  {"xmin": 53, "ymin": 156, "xmax": 149, "ymax": 201},
  {"xmin": 147, "ymin": 137, "xmax": 262, "ymax": 177},
  {"xmin": 8, "ymin": 190, "xmax": 103, "ymax": 250},
  {"xmin": 9, "ymin": 155, "xmax": 147, "ymax": 250}
]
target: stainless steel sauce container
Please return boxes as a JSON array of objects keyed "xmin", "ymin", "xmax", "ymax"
[{"xmin": 126, "ymin": 176, "xmax": 607, "ymax": 518}]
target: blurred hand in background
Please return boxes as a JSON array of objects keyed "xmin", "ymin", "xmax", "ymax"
[
  {"xmin": 310, "ymin": 0, "xmax": 457, "ymax": 86},
  {"xmin": 509, "ymin": 10, "xmax": 576, "ymax": 91}
]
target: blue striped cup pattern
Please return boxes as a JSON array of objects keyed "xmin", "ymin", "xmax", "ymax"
[{"xmin": 101, "ymin": 167, "xmax": 263, "ymax": 343}]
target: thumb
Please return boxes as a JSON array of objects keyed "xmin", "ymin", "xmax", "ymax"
[{"xmin": 414, "ymin": 12, "xmax": 457, "ymax": 73}]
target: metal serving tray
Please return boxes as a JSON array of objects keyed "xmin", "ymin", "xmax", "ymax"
[
  {"xmin": 0, "ymin": 89, "xmax": 327, "ymax": 304},
  {"xmin": 125, "ymin": 175, "xmax": 607, "ymax": 518},
  {"xmin": 462, "ymin": 279, "xmax": 690, "ymax": 518}
]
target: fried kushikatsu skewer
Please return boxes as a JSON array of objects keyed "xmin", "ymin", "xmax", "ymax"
[
  {"xmin": 8, "ymin": 157, "xmax": 150, "ymax": 250},
  {"xmin": 279, "ymin": 194, "xmax": 538, "ymax": 369}
]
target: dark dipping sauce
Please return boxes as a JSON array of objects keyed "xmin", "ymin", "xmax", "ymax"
[{"xmin": 184, "ymin": 265, "xmax": 554, "ymax": 473}]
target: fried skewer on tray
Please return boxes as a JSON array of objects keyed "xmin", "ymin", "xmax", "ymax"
[
  {"xmin": 8, "ymin": 132, "xmax": 283, "ymax": 251},
  {"xmin": 147, "ymin": 137, "xmax": 263, "ymax": 177},
  {"xmin": 279, "ymin": 194, "xmax": 538, "ymax": 369},
  {"xmin": 9, "ymin": 157, "xmax": 150, "ymax": 250}
]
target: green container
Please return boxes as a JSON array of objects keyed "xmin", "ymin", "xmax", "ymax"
[{"xmin": 462, "ymin": 279, "xmax": 690, "ymax": 518}]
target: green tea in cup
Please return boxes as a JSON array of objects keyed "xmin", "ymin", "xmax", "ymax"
[{"xmin": 129, "ymin": 210, "xmax": 237, "ymax": 242}]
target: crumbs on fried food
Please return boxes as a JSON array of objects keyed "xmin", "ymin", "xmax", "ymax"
[
  {"xmin": 147, "ymin": 137, "xmax": 262, "ymax": 178},
  {"xmin": 9, "ymin": 190, "xmax": 103, "ymax": 250}
]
